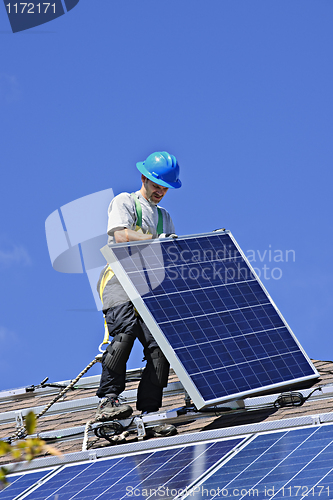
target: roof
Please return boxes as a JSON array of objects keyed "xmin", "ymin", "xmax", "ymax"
[{"xmin": 0, "ymin": 359, "xmax": 333, "ymax": 472}]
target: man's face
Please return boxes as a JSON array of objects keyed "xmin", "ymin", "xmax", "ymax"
[{"xmin": 142, "ymin": 176, "xmax": 168, "ymax": 204}]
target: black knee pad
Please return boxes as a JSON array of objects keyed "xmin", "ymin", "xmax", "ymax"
[
  {"xmin": 149, "ymin": 348, "xmax": 170, "ymax": 388},
  {"xmin": 104, "ymin": 333, "xmax": 135, "ymax": 374}
]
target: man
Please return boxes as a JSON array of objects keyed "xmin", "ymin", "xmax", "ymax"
[{"xmin": 95, "ymin": 151, "xmax": 181, "ymax": 427}]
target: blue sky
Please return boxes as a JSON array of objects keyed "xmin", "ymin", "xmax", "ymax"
[{"xmin": 0, "ymin": 1, "xmax": 332, "ymax": 392}]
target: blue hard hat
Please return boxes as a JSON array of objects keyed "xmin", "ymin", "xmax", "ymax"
[{"xmin": 136, "ymin": 151, "xmax": 182, "ymax": 189}]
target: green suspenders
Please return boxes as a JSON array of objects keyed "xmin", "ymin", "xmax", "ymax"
[{"xmin": 131, "ymin": 193, "xmax": 163, "ymax": 235}]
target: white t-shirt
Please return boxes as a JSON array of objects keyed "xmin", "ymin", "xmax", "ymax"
[
  {"xmin": 98, "ymin": 190, "xmax": 175, "ymax": 310},
  {"xmin": 107, "ymin": 191, "xmax": 175, "ymax": 244}
]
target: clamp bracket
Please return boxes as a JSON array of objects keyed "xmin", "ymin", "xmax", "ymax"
[{"xmin": 134, "ymin": 416, "xmax": 146, "ymax": 440}]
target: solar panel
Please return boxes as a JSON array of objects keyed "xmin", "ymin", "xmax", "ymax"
[
  {"xmin": 21, "ymin": 439, "xmax": 242, "ymax": 499},
  {"xmin": 102, "ymin": 231, "xmax": 318, "ymax": 409},
  {"xmin": 0, "ymin": 470, "xmax": 52, "ymax": 499},
  {"xmin": 182, "ymin": 424, "xmax": 333, "ymax": 500}
]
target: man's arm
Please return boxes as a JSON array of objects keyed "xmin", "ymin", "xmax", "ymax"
[{"xmin": 114, "ymin": 228, "xmax": 153, "ymax": 243}]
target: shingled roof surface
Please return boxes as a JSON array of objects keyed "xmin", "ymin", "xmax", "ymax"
[{"xmin": 0, "ymin": 359, "xmax": 332, "ymax": 468}]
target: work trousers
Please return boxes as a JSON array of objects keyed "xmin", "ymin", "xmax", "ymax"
[{"xmin": 96, "ymin": 302, "xmax": 169, "ymax": 412}]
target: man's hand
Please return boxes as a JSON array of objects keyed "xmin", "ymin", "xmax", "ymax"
[{"xmin": 158, "ymin": 233, "xmax": 178, "ymax": 239}]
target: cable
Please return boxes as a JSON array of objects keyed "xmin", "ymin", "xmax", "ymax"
[
  {"xmin": 274, "ymin": 387, "xmax": 322, "ymax": 409},
  {"xmin": 94, "ymin": 421, "xmax": 124, "ymax": 440}
]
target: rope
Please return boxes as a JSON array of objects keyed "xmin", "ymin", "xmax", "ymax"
[
  {"xmin": 82, "ymin": 418, "xmax": 96, "ymax": 452},
  {"xmin": 36, "ymin": 358, "xmax": 98, "ymax": 419},
  {"xmin": 10, "ymin": 358, "xmax": 99, "ymax": 443}
]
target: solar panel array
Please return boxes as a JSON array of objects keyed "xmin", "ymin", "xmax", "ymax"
[
  {"xmin": 0, "ymin": 470, "xmax": 52, "ymax": 500},
  {"xmin": 184, "ymin": 425, "xmax": 333, "ymax": 500},
  {"xmin": 5, "ymin": 439, "xmax": 241, "ymax": 499},
  {"xmin": 4, "ymin": 425, "xmax": 333, "ymax": 499},
  {"xmin": 105, "ymin": 231, "xmax": 318, "ymax": 409}
]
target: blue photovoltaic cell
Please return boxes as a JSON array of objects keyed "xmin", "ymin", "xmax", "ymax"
[
  {"xmin": 111, "ymin": 232, "xmax": 317, "ymax": 405},
  {"xmin": 187, "ymin": 423, "xmax": 333, "ymax": 500},
  {"xmin": 21, "ymin": 439, "xmax": 242, "ymax": 499},
  {"xmin": 0, "ymin": 470, "xmax": 52, "ymax": 499}
]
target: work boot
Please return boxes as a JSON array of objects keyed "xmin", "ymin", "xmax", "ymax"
[
  {"xmin": 95, "ymin": 397, "xmax": 133, "ymax": 422},
  {"xmin": 147, "ymin": 423, "xmax": 178, "ymax": 438},
  {"xmin": 141, "ymin": 411, "xmax": 178, "ymax": 437}
]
